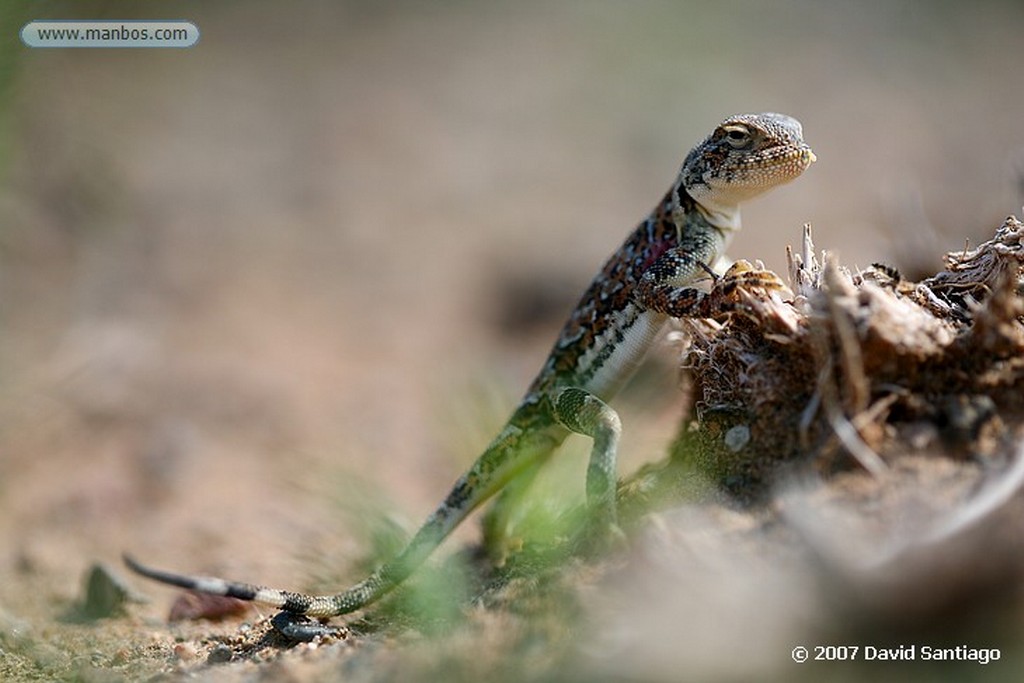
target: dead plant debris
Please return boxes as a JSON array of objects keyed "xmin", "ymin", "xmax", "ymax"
[{"xmin": 659, "ymin": 215, "xmax": 1024, "ymax": 499}]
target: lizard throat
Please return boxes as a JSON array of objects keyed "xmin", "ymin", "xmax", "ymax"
[
  {"xmin": 674, "ymin": 182, "xmax": 741, "ymax": 236},
  {"xmin": 693, "ymin": 201, "xmax": 741, "ymax": 234}
]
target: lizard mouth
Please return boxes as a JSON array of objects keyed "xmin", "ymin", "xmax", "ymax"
[
  {"xmin": 727, "ymin": 144, "xmax": 815, "ymax": 188},
  {"xmin": 772, "ymin": 144, "xmax": 816, "ymax": 168},
  {"xmin": 764, "ymin": 144, "xmax": 816, "ymax": 179}
]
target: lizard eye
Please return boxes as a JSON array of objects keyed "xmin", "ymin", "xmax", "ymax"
[{"xmin": 722, "ymin": 125, "xmax": 753, "ymax": 149}]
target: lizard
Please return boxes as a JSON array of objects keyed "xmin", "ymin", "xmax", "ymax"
[{"xmin": 125, "ymin": 112, "xmax": 815, "ymax": 619}]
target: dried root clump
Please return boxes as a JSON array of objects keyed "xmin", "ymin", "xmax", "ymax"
[
  {"xmin": 607, "ymin": 217, "xmax": 1024, "ymax": 680},
  {"xmin": 663, "ymin": 216, "xmax": 1024, "ymax": 500}
]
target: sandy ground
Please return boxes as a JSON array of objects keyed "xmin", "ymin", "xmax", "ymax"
[{"xmin": 2, "ymin": 2, "xmax": 1024, "ymax": 681}]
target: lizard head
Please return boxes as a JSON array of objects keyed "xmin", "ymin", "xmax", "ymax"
[{"xmin": 677, "ymin": 112, "xmax": 815, "ymax": 229}]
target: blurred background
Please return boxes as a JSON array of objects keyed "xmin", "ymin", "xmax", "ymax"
[{"xmin": 1, "ymin": 0, "xmax": 1023, "ymax": 669}]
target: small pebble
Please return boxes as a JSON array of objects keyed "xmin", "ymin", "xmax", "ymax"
[
  {"xmin": 724, "ymin": 425, "xmax": 751, "ymax": 452},
  {"xmin": 169, "ymin": 592, "xmax": 250, "ymax": 622},
  {"xmin": 271, "ymin": 612, "xmax": 343, "ymax": 643},
  {"xmin": 207, "ymin": 644, "xmax": 233, "ymax": 664},
  {"xmin": 173, "ymin": 643, "xmax": 199, "ymax": 663}
]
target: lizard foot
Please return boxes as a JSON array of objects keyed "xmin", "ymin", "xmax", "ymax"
[
  {"xmin": 701, "ymin": 259, "xmax": 788, "ymax": 316},
  {"xmin": 573, "ymin": 507, "xmax": 629, "ymax": 558}
]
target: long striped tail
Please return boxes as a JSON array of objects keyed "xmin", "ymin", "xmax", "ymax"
[
  {"xmin": 124, "ymin": 414, "xmax": 563, "ymax": 617},
  {"xmin": 123, "ymin": 519, "xmax": 446, "ymax": 617}
]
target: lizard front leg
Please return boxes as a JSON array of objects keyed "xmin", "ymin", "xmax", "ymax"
[
  {"xmin": 636, "ymin": 244, "xmax": 785, "ymax": 319},
  {"xmin": 481, "ymin": 455, "xmax": 544, "ymax": 563},
  {"xmin": 634, "ymin": 243, "xmax": 722, "ymax": 318}
]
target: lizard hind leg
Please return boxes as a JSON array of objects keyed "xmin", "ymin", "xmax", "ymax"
[
  {"xmin": 481, "ymin": 455, "xmax": 545, "ymax": 564},
  {"xmin": 553, "ymin": 387, "xmax": 622, "ymax": 531}
]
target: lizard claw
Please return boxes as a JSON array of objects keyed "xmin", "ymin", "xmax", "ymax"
[
  {"xmin": 724, "ymin": 258, "xmax": 756, "ymax": 275},
  {"xmin": 700, "ymin": 260, "xmax": 788, "ymax": 316},
  {"xmin": 719, "ymin": 259, "xmax": 787, "ymax": 293},
  {"xmin": 696, "ymin": 258, "xmax": 721, "ymax": 282}
]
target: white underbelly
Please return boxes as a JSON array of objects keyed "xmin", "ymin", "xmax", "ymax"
[{"xmin": 578, "ymin": 307, "xmax": 667, "ymax": 401}]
